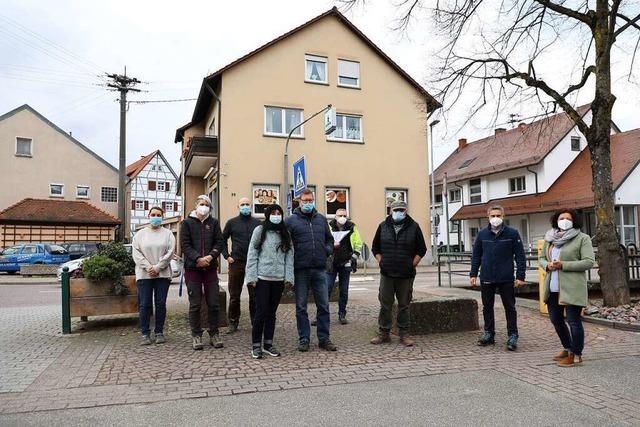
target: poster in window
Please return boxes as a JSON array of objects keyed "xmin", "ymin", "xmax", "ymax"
[
  {"xmin": 253, "ymin": 185, "xmax": 279, "ymax": 215},
  {"xmin": 326, "ymin": 188, "xmax": 348, "ymax": 216},
  {"xmin": 385, "ymin": 190, "xmax": 408, "ymax": 215}
]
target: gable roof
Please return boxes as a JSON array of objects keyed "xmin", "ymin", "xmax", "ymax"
[
  {"xmin": 0, "ymin": 198, "xmax": 120, "ymax": 226},
  {"xmin": 181, "ymin": 7, "xmax": 440, "ymax": 135},
  {"xmin": 433, "ymin": 105, "xmax": 591, "ymax": 185},
  {"xmin": 0, "ymin": 104, "xmax": 118, "ymax": 174},
  {"xmin": 126, "ymin": 150, "xmax": 179, "ymax": 182},
  {"xmin": 451, "ymin": 127, "xmax": 640, "ymax": 220}
]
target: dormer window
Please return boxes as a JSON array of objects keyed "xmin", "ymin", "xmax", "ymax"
[{"xmin": 459, "ymin": 158, "xmax": 476, "ymax": 169}]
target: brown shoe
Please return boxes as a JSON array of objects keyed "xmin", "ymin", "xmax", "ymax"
[
  {"xmin": 553, "ymin": 350, "xmax": 569, "ymax": 361},
  {"xmin": 370, "ymin": 332, "xmax": 391, "ymax": 344},
  {"xmin": 557, "ymin": 353, "xmax": 583, "ymax": 367},
  {"xmin": 400, "ymin": 336, "xmax": 414, "ymax": 347}
]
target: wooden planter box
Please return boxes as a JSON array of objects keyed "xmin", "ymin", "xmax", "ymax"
[{"xmin": 70, "ymin": 275, "xmax": 138, "ymax": 318}]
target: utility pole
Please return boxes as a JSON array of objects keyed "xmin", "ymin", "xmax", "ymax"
[
  {"xmin": 107, "ymin": 68, "xmax": 140, "ymax": 242},
  {"xmin": 428, "ymin": 119, "xmax": 440, "ymax": 264}
]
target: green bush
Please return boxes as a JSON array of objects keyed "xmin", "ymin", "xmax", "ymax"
[
  {"xmin": 97, "ymin": 243, "xmax": 135, "ymax": 276},
  {"xmin": 82, "ymin": 255, "xmax": 120, "ymax": 282},
  {"xmin": 79, "ymin": 243, "xmax": 134, "ymax": 296}
]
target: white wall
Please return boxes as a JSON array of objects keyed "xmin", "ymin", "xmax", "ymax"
[{"xmin": 616, "ymin": 163, "xmax": 640, "ymax": 205}]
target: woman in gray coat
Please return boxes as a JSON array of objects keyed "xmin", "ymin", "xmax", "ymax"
[{"xmin": 245, "ymin": 204, "xmax": 294, "ymax": 359}]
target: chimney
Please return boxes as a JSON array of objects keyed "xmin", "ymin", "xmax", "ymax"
[
  {"xmin": 518, "ymin": 122, "xmax": 528, "ymax": 131},
  {"xmin": 495, "ymin": 128, "xmax": 506, "ymax": 135},
  {"xmin": 458, "ymin": 138, "xmax": 467, "ymax": 150}
]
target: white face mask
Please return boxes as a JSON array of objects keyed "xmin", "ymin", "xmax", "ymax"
[
  {"xmin": 489, "ymin": 217, "xmax": 503, "ymax": 227},
  {"xmin": 558, "ymin": 219, "xmax": 573, "ymax": 231},
  {"xmin": 336, "ymin": 217, "xmax": 347, "ymax": 226},
  {"xmin": 196, "ymin": 205, "xmax": 210, "ymax": 216}
]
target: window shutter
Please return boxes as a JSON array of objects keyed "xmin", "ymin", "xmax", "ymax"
[
  {"xmin": 174, "ymin": 202, "xmax": 178, "ymax": 211},
  {"xmin": 144, "ymin": 201, "xmax": 149, "ymax": 210},
  {"xmin": 131, "ymin": 200, "xmax": 135, "ymax": 209},
  {"xmin": 148, "ymin": 181, "xmax": 156, "ymax": 191},
  {"xmin": 165, "ymin": 182, "xmax": 171, "ymax": 192},
  {"xmin": 338, "ymin": 60, "xmax": 360, "ymax": 78}
]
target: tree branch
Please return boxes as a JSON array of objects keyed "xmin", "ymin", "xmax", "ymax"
[
  {"xmin": 532, "ymin": 0, "xmax": 593, "ymax": 26},
  {"xmin": 562, "ymin": 65, "xmax": 595, "ymax": 97},
  {"xmin": 615, "ymin": 13, "xmax": 640, "ymax": 38}
]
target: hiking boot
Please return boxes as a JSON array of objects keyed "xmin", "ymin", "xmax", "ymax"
[
  {"xmin": 263, "ymin": 345, "xmax": 281, "ymax": 357},
  {"xmin": 477, "ymin": 332, "xmax": 495, "ymax": 346},
  {"xmin": 507, "ymin": 334, "xmax": 518, "ymax": 351},
  {"xmin": 226, "ymin": 322, "xmax": 239, "ymax": 335},
  {"xmin": 370, "ymin": 332, "xmax": 391, "ymax": 344},
  {"xmin": 558, "ymin": 353, "xmax": 582, "ymax": 367},
  {"xmin": 319, "ymin": 339, "xmax": 337, "ymax": 351},
  {"xmin": 192, "ymin": 335, "xmax": 203, "ymax": 351},
  {"xmin": 400, "ymin": 335, "xmax": 414, "ymax": 347},
  {"xmin": 553, "ymin": 350, "xmax": 569, "ymax": 361},
  {"xmin": 251, "ymin": 347, "xmax": 263, "ymax": 359},
  {"xmin": 339, "ymin": 315, "xmax": 348, "ymax": 325},
  {"xmin": 209, "ymin": 333, "xmax": 224, "ymax": 348},
  {"xmin": 154, "ymin": 333, "xmax": 166, "ymax": 344},
  {"xmin": 141, "ymin": 335, "xmax": 153, "ymax": 346},
  {"xmin": 310, "ymin": 319, "xmax": 317, "ymax": 326},
  {"xmin": 298, "ymin": 341, "xmax": 310, "ymax": 352}
]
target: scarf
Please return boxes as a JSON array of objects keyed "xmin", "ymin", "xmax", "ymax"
[{"xmin": 544, "ymin": 227, "xmax": 580, "ymax": 248}]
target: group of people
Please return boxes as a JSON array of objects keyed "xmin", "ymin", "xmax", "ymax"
[{"xmin": 131, "ymin": 192, "xmax": 595, "ymax": 368}]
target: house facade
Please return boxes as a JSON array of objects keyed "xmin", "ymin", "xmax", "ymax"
[
  {"xmin": 126, "ymin": 150, "xmax": 182, "ymax": 238},
  {"xmin": 174, "ymin": 7, "xmax": 440, "ymax": 257}
]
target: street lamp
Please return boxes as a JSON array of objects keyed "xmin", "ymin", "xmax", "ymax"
[{"xmin": 429, "ymin": 119, "xmax": 440, "ymax": 264}]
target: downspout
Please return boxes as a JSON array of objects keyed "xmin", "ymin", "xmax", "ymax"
[
  {"xmin": 526, "ymin": 166, "xmax": 539, "ymax": 194},
  {"xmin": 525, "ymin": 167, "xmax": 538, "ymax": 250},
  {"xmin": 204, "ymin": 80, "xmax": 222, "ymax": 220}
]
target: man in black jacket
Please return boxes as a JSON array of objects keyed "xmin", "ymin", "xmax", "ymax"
[
  {"xmin": 222, "ymin": 197, "xmax": 261, "ymax": 333},
  {"xmin": 371, "ymin": 200, "xmax": 427, "ymax": 347},
  {"xmin": 180, "ymin": 195, "xmax": 225, "ymax": 351}
]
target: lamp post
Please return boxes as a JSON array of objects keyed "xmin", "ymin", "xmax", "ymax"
[
  {"xmin": 283, "ymin": 104, "xmax": 332, "ymax": 217},
  {"xmin": 429, "ymin": 119, "xmax": 440, "ymax": 264}
]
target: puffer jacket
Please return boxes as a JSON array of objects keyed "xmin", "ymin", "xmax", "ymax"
[
  {"xmin": 285, "ymin": 208, "xmax": 333, "ymax": 270},
  {"xmin": 371, "ymin": 214, "xmax": 427, "ymax": 278},
  {"xmin": 244, "ymin": 225, "xmax": 295, "ymax": 285},
  {"xmin": 180, "ymin": 211, "xmax": 224, "ymax": 270}
]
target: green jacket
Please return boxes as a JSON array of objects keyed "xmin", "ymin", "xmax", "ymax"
[{"xmin": 539, "ymin": 232, "xmax": 595, "ymax": 307}]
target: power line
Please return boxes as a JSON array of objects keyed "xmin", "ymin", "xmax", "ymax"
[{"xmin": 127, "ymin": 98, "xmax": 197, "ymax": 105}]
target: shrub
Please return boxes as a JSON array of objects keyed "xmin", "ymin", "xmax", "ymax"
[
  {"xmin": 82, "ymin": 255, "xmax": 120, "ymax": 282},
  {"xmin": 97, "ymin": 243, "xmax": 135, "ymax": 276},
  {"xmin": 79, "ymin": 243, "xmax": 134, "ymax": 296}
]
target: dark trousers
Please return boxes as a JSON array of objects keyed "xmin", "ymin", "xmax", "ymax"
[
  {"xmin": 481, "ymin": 282, "xmax": 518, "ymax": 336},
  {"xmin": 251, "ymin": 279, "xmax": 284, "ymax": 347},
  {"xmin": 137, "ymin": 278, "xmax": 170, "ymax": 336},
  {"xmin": 378, "ymin": 275, "xmax": 414, "ymax": 336},
  {"xmin": 547, "ymin": 292, "xmax": 584, "ymax": 356},
  {"xmin": 228, "ymin": 261, "xmax": 256, "ymax": 325},
  {"xmin": 185, "ymin": 269, "xmax": 220, "ymax": 337},
  {"xmin": 294, "ymin": 268, "xmax": 331, "ymax": 343},
  {"xmin": 326, "ymin": 265, "xmax": 351, "ymax": 317}
]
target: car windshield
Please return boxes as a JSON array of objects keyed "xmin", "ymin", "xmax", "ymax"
[
  {"xmin": 45, "ymin": 245, "xmax": 68, "ymax": 255},
  {"xmin": 3, "ymin": 246, "xmax": 22, "ymax": 255}
]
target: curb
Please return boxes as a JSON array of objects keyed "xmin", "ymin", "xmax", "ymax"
[{"xmin": 582, "ymin": 316, "xmax": 640, "ymax": 332}]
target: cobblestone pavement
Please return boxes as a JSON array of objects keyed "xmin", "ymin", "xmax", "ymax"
[{"xmin": 0, "ymin": 279, "xmax": 639, "ymax": 425}]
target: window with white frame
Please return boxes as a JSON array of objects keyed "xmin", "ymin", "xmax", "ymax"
[
  {"xmin": 304, "ymin": 54, "xmax": 327, "ymax": 84},
  {"xmin": 325, "ymin": 187, "xmax": 349, "ymax": 217},
  {"xmin": 135, "ymin": 200, "xmax": 145, "ymax": 210},
  {"xmin": 157, "ymin": 181, "xmax": 166, "ymax": 191},
  {"xmin": 385, "ymin": 189, "xmax": 408, "ymax": 215},
  {"xmin": 469, "ymin": 178, "xmax": 482, "ymax": 204},
  {"xmin": 571, "ymin": 136, "xmax": 581, "ymax": 151},
  {"xmin": 252, "ymin": 184, "xmax": 280, "ymax": 216},
  {"xmin": 16, "ymin": 137, "xmax": 32, "ymax": 156},
  {"xmin": 101, "ymin": 186, "xmax": 117, "ymax": 203},
  {"xmin": 329, "ymin": 114, "xmax": 362, "ymax": 142},
  {"xmin": 434, "ymin": 194, "xmax": 443, "ymax": 205},
  {"xmin": 509, "ymin": 176, "xmax": 526, "ymax": 194},
  {"xmin": 621, "ymin": 206, "xmax": 637, "ymax": 246},
  {"xmin": 163, "ymin": 201, "xmax": 173, "ymax": 212},
  {"xmin": 449, "ymin": 189, "xmax": 461, "ymax": 203},
  {"xmin": 76, "ymin": 185, "xmax": 90, "ymax": 198},
  {"xmin": 338, "ymin": 59, "xmax": 360, "ymax": 88},
  {"xmin": 264, "ymin": 107, "xmax": 303, "ymax": 137},
  {"xmin": 49, "ymin": 183, "xmax": 64, "ymax": 197}
]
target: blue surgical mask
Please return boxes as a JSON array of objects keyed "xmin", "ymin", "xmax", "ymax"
[
  {"xmin": 150, "ymin": 217, "xmax": 162, "ymax": 227},
  {"xmin": 270, "ymin": 215, "xmax": 282, "ymax": 225},
  {"xmin": 392, "ymin": 211, "xmax": 406, "ymax": 222},
  {"xmin": 239, "ymin": 206, "xmax": 251, "ymax": 216},
  {"xmin": 301, "ymin": 202, "xmax": 315, "ymax": 213}
]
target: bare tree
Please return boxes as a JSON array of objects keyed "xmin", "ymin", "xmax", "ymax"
[{"xmin": 341, "ymin": 0, "xmax": 640, "ymax": 306}]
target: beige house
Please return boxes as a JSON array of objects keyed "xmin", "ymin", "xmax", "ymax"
[
  {"xmin": 175, "ymin": 8, "xmax": 440, "ymax": 255},
  {"xmin": 0, "ymin": 104, "xmax": 119, "ymax": 216}
]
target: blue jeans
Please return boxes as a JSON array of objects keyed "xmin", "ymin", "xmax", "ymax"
[
  {"xmin": 295, "ymin": 268, "xmax": 330, "ymax": 343},
  {"xmin": 326, "ymin": 266, "xmax": 351, "ymax": 317},
  {"xmin": 137, "ymin": 278, "xmax": 170, "ymax": 336},
  {"xmin": 547, "ymin": 292, "xmax": 584, "ymax": 356}
]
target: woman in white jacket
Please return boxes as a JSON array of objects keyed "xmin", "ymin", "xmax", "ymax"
[
  {"xmin": 132, "ymin": 206, "xmax": 176, "ymax": 345},
  {"xmin": 245, "ymin": 204, "xmax": 294, "ymax": 359}
]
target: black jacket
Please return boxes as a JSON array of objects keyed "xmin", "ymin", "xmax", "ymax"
[
  {"xmin": 372, "ymin": 215, "xmax": 427, "ymax": 279},
  {"xmin": 180, "ymin": 213, "xmax": 224, "ymax": 271},
  {"xmin": 221, "ymin": 214, "xmax": 262, "ymax": 262},
  {"xmin": 285, "ymin": 208, "xmax": 333, "ymax": 270},
  {"xmin": 329, "ymin": 219, "xmax": 355, "ymax": 265},
  {"xmin": 470, "ymin": 224, "xmax": 526, "ymax": 283}
]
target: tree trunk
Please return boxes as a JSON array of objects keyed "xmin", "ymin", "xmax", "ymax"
[{"xmin": 588, "ymin": 0, "xmax": 630, "ymax": 307}]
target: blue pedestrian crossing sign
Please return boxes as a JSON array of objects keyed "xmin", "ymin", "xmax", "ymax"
[{"xmin": 292, "ymin": 156, "xmax": 307, "ymax": 198}]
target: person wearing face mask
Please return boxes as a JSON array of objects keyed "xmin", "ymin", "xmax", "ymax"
[
  {"xmin": 132, "ymin": 207, "xmax": 176, "ymax": 345},
  {"xmin": 222, "ymin": 197, "xmax": 262, "ymax": 333},
  {"xmin": 370, "ymin": 200, "xmax": 427, "ymax": 346},
  {"xmin": 539, "ymin": 208, "xmax": 594, "ymax": 367},
  {"xmin": 325, "ymin": 208, "xmax": 363, "ymax": 325},
  {"xmin": 244, "ymin": 204, "xmax": 294, "ymax": 359},
  {"xmin": 470, "ymin": 205, "xmax": 526, "ymax": 351},
  {"xmin": 285, "ymin": 188, "xmax": 337, "ymax": 352},
  {"xmin": 180, "ymin": 195, "xmax": 225, "ymax": 351}
]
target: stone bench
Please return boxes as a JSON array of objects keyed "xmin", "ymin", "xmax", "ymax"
[{"xmin": 393, "ymin": 296, "xmax": 479, "ymax": 335}]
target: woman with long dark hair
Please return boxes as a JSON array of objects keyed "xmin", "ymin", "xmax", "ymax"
[{"xmin": 244, "ymin": 204, "xmax": 294, "ymax": 359}]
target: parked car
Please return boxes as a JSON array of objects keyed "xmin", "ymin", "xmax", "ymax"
[
  {"xmin": 61, "ymin": 242, "xmax": 102, "ymax": 260},
  {"xmin": 0, "ymin": 243, "xmax": 70, "ymax": 274},
  {"xmin": 56, "ymin": 253, "xmax": 91, "ymax": 281}
]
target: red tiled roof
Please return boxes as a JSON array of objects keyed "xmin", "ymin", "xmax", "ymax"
[
  {"xmin": 126, "ymin": 151, "xmax": 158, "ymax": 178},
  {"xmin": 434, "ymin": 106, "xmax": 591, "ymax": 185},
  {"xmin": 0, "ymin": 199, "xmax": 120, "ymax": 225},
  {"xmin": 452, "ymin": 128, "xmax": 640, "ymax": 220}
]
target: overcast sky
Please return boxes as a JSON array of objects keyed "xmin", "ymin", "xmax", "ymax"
[{"xmin": 2, "ymin": 0, "xmax": 639, "ymax": 175}]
